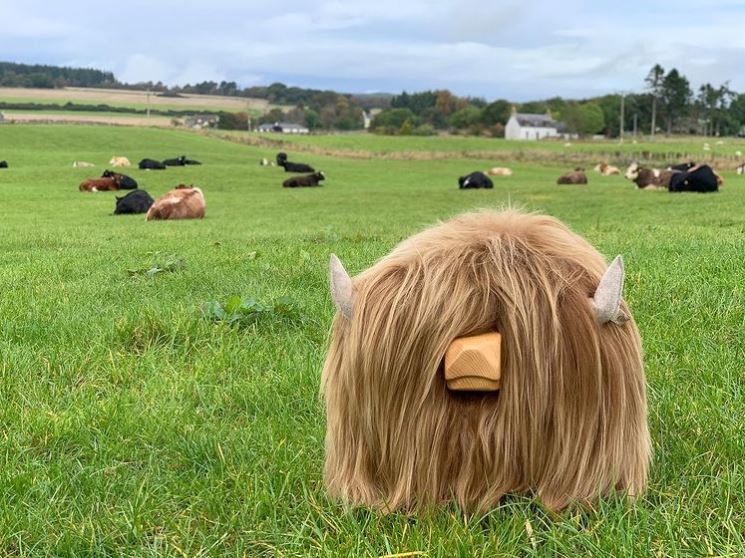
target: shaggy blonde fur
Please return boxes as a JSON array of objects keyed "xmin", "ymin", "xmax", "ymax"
[{"xmin": 322, "ymin": 210, "xmax": 650, "ymax": 512}]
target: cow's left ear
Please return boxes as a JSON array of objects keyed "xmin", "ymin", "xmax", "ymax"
[
  {"xmin": 329, "ymin": 254, "xmax": 354, "ymax": 321},
  {"xmin": 590, "ymin": 255, "xmax": 629, "ymax": 324}
]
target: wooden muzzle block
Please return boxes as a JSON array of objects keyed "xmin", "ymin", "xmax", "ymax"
[{"xmin": 444, "ymin": 332, "xmax": 502, "ymax": 391}]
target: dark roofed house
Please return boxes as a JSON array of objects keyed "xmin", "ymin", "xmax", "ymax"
[{"xmin": 505, "ymin": 109, "xmax": 571, "ymax": 140}]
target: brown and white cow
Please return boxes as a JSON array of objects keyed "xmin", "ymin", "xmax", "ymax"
[
  {"xmin": 79, "ymin": 177, "xmax": 119, "ymax": 192},
  {"xmin": 624, "ymin": 162, "xmax": 677, "ymax": 190},
  {"xmin": 146, "ymin": 185, "xmax": 206, "ymax": 220},
  {"xmin": 593, "ymin": 162, "xmax": 621, "ymax": 176}
]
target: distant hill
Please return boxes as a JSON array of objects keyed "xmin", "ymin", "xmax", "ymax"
[{"xmin": 0, "ymin": 61, "xmax": 393, "ymax": 110}]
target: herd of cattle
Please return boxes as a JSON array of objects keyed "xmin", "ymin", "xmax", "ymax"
[
  {"xmin": 0, "ymin": 152, "xmax": 734, "ymax": 214},
  {"xmin": 458, "ymin": 161, "xmax": 725, "ymax": 193},
  {"xmin": 69, "ymin": 155, "xmax": 207, "ymax": 220}
]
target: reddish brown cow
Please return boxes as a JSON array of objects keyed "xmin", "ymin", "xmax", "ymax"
[
  {"xmin": 557, "ymin": 168, "xmax": 588, "ymax": 185},
  {"xmin": 146, "ymin": 185, "xmax": 206, "ymax": 220},
  {"xmin": 79, "ymin": 177, "xmax": 119, "ymax": 192}
]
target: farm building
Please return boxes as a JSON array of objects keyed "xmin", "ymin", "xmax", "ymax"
[
  {"xmin": 184, "ymin": 114, "xmax": 219, "ymax": 129},
  {"xmin": 505, "ymin": 110, "xmax": 572, "ymax": 141},
  {"xmin": 257, "ymin": 122, "xmax": 310, "ymax": 134}
]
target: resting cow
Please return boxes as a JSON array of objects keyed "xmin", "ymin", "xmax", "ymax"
[
  {"xmin": 486, "ymin": 167, "xmax": 513, "ymax": 176},
  {"xmin": 79, "ymin": 177, "xmax": 119, "ymax": 192},
  {"xmin": 276, "ymin": 152, "xmax": 315, "ymax": 173},
  {"xmin": 0, "ymin": 161, "xmax": 7, "ymax": 168},
  {"xmin": 281, "ymin": 160, "xmax": 315, "ymax": 173},
  {"xmin": 458, "ymin": 171, "xmax": 493, "ymax": 189},
  {"xmin": 163, "ymin": 156, "xmax": 187, "ymax": 166},
  {"xmin": 557, "ymin": 168, "xmax": 588, "ymax": 185},
  {"xmin": 139, "ymin": 158, "xmax": 167, "ymax": 170},
  {"xmin": 73, "ymin": 161, "xmax": 95, "ymax": 168},
  {"xmin": 283, "ymin": 172, "xmax": 326, "ymax": 188},
  {"xmin": 668, "ymin": 164, "xmax": 719, "ymax": 193},
  {"xmin": 146, "ymin": 185, "xmax": 206, "ymax": 220},
  {"xmin": 102, "ymin": 170, "xmax": 138, "ymax": 189},
  {"xmin": 109, "ymin": 156, "xmax": 131, "ymax": 167},
  {"xmin": 593, "ymin": 162, "xmax": 621, "ymax": 176},
  {"xmin": 625, "ymin": 162, "xmax": 677, "ymax": 189},
  {"xmin": 162, "ymin": 155, "xmax": 202, "ymax": 166},
  {"xmin": 114, "ymin": 190, "xmax": 155, "ymax": 214},
  {"xmin": 668, "ymin": 161, "xmax": 696, "ymax": 172}
]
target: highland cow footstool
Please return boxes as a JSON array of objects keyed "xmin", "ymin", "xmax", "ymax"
[{"xmin": 321, "ymin": 210, "xmax": 650, "ymax": 512}]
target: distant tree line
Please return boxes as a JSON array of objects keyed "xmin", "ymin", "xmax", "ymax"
[
  {"xmin": 373, "ymin": 90, "xmax": 511, "ymax": 136},
  {"xmin": 0, "ymin": 62, "xmax": 385, "ymax": 131},
  {"xmin": 373, "ymin": 65, "xmax": 745, "ymax": 138},
  {"xmin": 5, "ymin": 60, "xmax": 745, "ymax": 136},
  {"xmin": 0, "ymin": 62, "xmax": 115, "ymax": 88}
]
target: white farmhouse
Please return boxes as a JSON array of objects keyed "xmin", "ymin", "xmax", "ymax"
[
  {"xmin": 257, "ymin": 122, "xmax": 310, "ymax": 134},
  {"xmin": 505, "ymin": 110, "xmax": 567, "ymax": 141}
]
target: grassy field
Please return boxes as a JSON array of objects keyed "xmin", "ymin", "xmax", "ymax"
[
  {"xmin": 223, "ymin": 130, "xmax": 745, "ymax": 158},
  {"xmin": 0, "ymin": 87, "xmax": 277, "ymax": 113},
  {"xmin": 0, "ymin": 125, "xmax": 743, "ymax": 556}
]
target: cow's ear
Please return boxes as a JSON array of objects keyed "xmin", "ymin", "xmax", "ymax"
[
  {"xmin": 590, "ymin": 255, "xmax": 629, "ymax": 324},
  {"xmin": 329, "ymin": 254, "xmax": 354, "ymax": 321}
]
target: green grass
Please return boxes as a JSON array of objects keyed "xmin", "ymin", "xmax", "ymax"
[
  {"xmin": 220, "ymin": 129, "xmax": 745, "ymax": 157},
  {"xmin": 0, "ymin": 124, "xmax": 743, "ymax": 556}
]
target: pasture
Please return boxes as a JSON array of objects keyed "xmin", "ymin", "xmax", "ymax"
[
  {"xmin": 0, "ymin": 87, "xmax": 275, "ymax": 113},
  {"xmin": 0, "ymin": 125, "xmax": 743, "ymax": 556}
]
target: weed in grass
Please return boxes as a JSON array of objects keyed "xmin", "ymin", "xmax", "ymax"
[
  {"xmin": 202, "ymin": 295, "xmax": 303, "ymax": 327},
  {"xmin": 126, "ymin": 252, "xmax": 185, "ymax": 278}
]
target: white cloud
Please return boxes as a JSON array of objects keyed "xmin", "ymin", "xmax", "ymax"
[
  {"xmin": 4, "ymin": 0, "xmax": 745, "ymax": 99},
  {"xmin": 119, "ymin": 54, "xmax": 170, "ymax": 84}
]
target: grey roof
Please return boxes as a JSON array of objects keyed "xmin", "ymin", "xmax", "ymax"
[{"xmin": 514, "ymin": 113, "xmax": 559, "ymax": 128}]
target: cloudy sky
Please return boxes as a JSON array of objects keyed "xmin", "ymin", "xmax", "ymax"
[{"xmin": 1, "ymin": 0, "xmax": 742, "ymax": 100}]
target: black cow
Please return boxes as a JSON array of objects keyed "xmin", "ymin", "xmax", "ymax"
[
  {"xmin": 458, "ymin": 171, "xmax": 493, "ymax": 189},
  {"xmin": 668, "ymin": 161, "xmax": 696, "ymax": 172},
  {"xmin": 669, "ymin": 164, "xmax": 719, "ymax": 193},
  {"xmin": 163, "ymin": 155, "xmax": 187, "ymax": 166},
  {"xmin": 184, "ymin": 158, "xmax": 201, "ymax": 165},
  {"xmin": 281, "ymin": 161, "xmax": 315, "ymax": 173},
  {"xmin": 102, "ymin": 170, "xmax": 138, "ymax": 189},
  {"xmin": 276, "ymin": 152, "xmax": 314, "ymax": 172},
  {"xmin": 283, "ymin": 171, "xmax": 326, "ymax": 188},
  {"xmin": 0, "ymin": 161, "xmax": 7, "ymax": 168},
  {"xmin": 114, "ymin": 190, "xmax": 155, "ymax": 214},
  {"xmin": 139, "ymin": 158, "xmax": 166, "ymax": 170}
]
